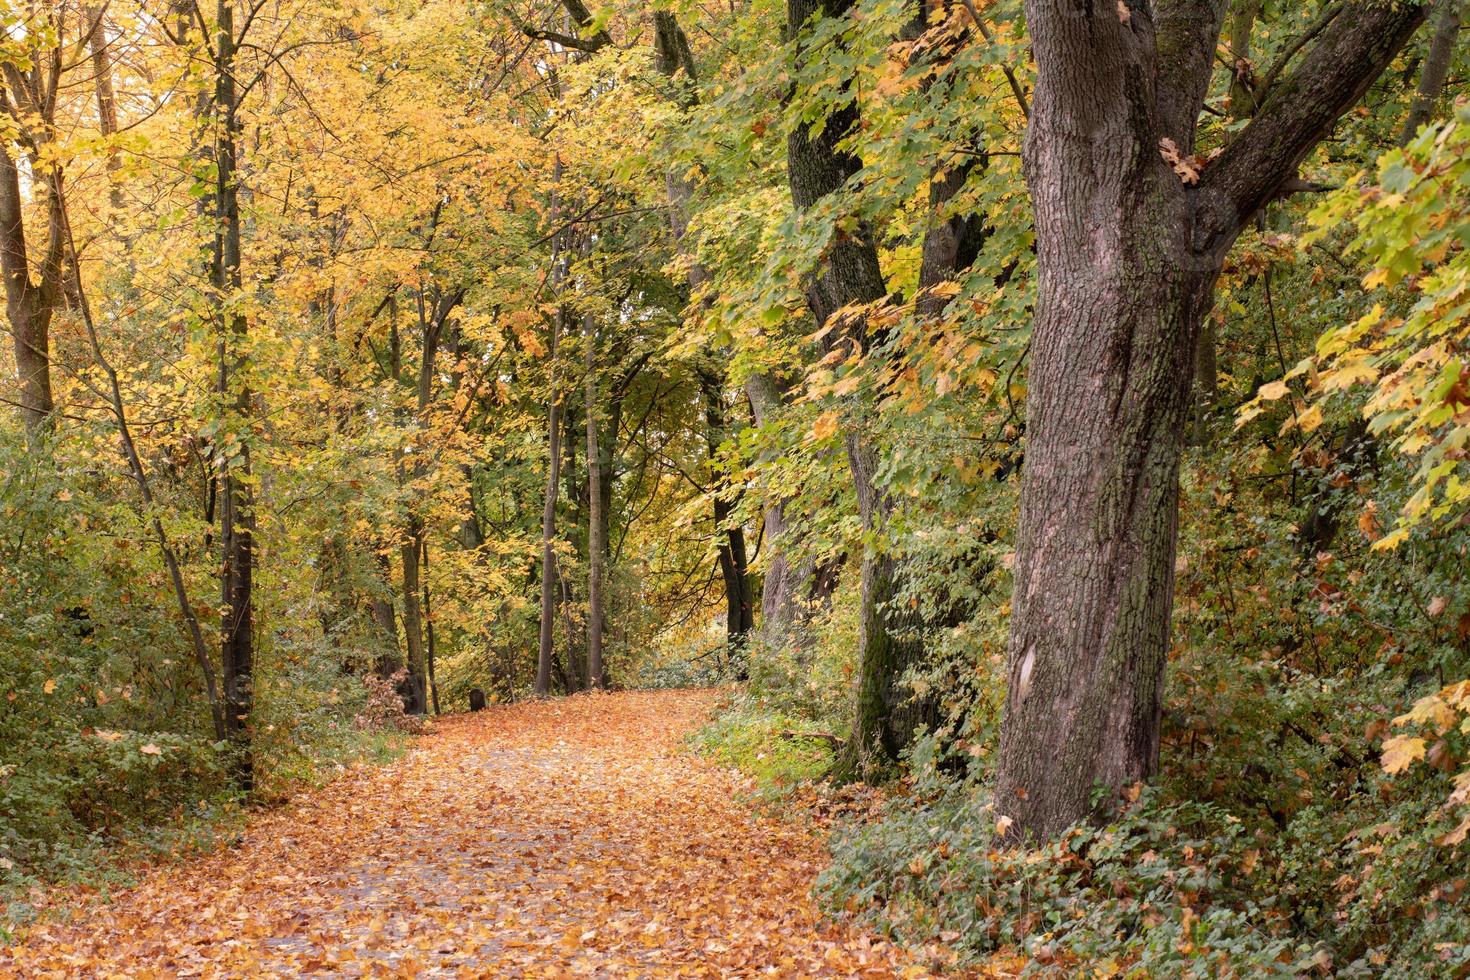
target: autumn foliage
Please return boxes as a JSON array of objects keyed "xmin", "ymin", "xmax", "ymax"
[{"xmin": 3, "ymin": 0, "xmax": 1470, "ymax": 975}]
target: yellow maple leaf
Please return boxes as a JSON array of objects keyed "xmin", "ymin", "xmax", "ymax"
[
  {"xmin": 1395, "ymin": 694, "xmax": 1457, "ymax": 733},
  {"xmin": 1381, "ymin": 734, "xmax": 1426, "ymax": 774}
]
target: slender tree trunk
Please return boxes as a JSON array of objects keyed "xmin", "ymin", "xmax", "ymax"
[
  {"xmin": 401, "ymin": 288, "xmax": 457, "ymax": 711},
  {"xmin": 744, "ymin": 373, "xmax": 806, "ymax": 643},
  {"xmin": 562, "ymin": 393, "xmax": 588, "ymax": 687},
  {"xmin": 997, "ymin": 0, "xmax": 1428, "ymax": 841},
  {"xmin": 1227, "ymin": 0, "xmax": 1264, "ymax": 119},
  {"xmin": 213, "ymin": 0, "xmax": 254, "ymax": 789},
  {"xmin": 583, "ymin": 316, "xmax": 606, "ymax": 689},
  {"xmin": 745, "ymin": 371, "xmax": 839, "ymax": 647},
  {"xmin": 1192, "ymin": 0, "xmax": 1265, "ymax": 432},
  {"xmin": 61, "ymin": 196, "xmax": 226, "ymax": 741},
  {"xmin": 422, "ymin": 538, "xmax": 440, "ymax": 715},
  {"xmin": 372, "ymin": 546, "xmax": 402, "ymax": 677},
  {"xmin": 699, "ymin": 365, "xmax": 754, "ymax": 653},
  {"xmin": 1401, "ymin": 0, "xmax": 1464, "ymax": 145},
  {"xmin": 399, "ymin": 518, "xmax": 428, "ymax": 713},
  {"xmin": 535, "ymin": 188, "xmax": 567, "ymax": 695},
  {"xmin": 654, "ymin": 10, "xmax": 759, "ymax": 662},
  {"xmin": 85, "ymin": 6, "xmax": 125, "ymax": 214}
]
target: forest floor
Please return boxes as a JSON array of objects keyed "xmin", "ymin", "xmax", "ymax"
[{"xmin": 1, "ymin": 689, "xmax": 935, "ymax": 978}]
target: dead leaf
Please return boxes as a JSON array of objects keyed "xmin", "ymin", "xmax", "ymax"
[
  {"xmin": 0, "ymin": 692, "xmax": 919, "ymax": 975},
  {"xmin": 1382, "ymin": 735, "xmax": 1427, "ymax": 774},
  {"xmin": 1437, "ymin": 814, "xmax": 1470, "ymax": 847},
  {"xmin": 1159, "ymin": 137, "xmax": 1201, "ymax": 185}
]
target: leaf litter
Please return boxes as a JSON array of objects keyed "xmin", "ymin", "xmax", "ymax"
[{"xmin": 2, "ymin": 690, "xmax": 945, "ymax": 977}]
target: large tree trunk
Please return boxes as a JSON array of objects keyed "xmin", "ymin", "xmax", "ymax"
[
  {"xmin": 787, "ymin": 0, "xmax": 930, "ymax": 780},
  {"xmin": 998, "ymin": 0, "xmax": 1428, "ymax": 841},
  {"xmin": 0, "ymin": 139, "xmax": 63, "ymax": 435},
  {"xmin": 213, "ymin": 0, "xmax": 254, "ymax": 790}
]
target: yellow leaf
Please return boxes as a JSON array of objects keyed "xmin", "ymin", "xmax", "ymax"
[
  {"xmin": 924, "ymin": 280, "xmax": 961, "ymax": 300},
  {"xmin": 1372, "ymin": 527, "xmax": 1411, "ymax": 551},
  {"xmin": 1395, "ymin": 694, "xmax": 1456, "ymax": 732},
  {"xmin": 811, "ymin": 412, "xmax": 839, "ymax": 442},
  {"xmin": 42, "ymin": 679, "xmax": 56, "ymax": 694},
  {"xmin": 1381, "ymin": 735, "xmax": 1426, "ymax": 774},
  {"xmin": 139, "ymin": 743, "xmax": 163, "ymax": 756},
  {"xmin": 1258, "ymin": 380, "xmax": 1291, "ymax": 401}
]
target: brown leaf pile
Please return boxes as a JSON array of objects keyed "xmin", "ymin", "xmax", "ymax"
[{"xmin": 3, "ymin": 690, "xmax": 935, "ymax": 977}]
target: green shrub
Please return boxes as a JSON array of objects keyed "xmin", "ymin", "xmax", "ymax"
[{"xmin": 690, "ymin": 694, "xmax": 836, "ymax": 793}]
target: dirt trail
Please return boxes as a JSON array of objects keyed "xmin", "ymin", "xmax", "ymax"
[{"xmin": 3, "ymin": 690, "xmax": 919, "ymax": 977}]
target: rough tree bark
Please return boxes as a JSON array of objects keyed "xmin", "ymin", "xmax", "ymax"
[
  {"xmin": 787, "ymin": 0, "xmax": 935, "ymax": 780},
  {"xmin": 211, "ymin": 0, "xmax": 255, "ymax": 789},
  {"xmin": 998, "ymin": 0, "xmax": 1428, "ymax": 841},
  {"xmin": 0, "ymin": 44, "xmax": 67, "ymax": 434}
]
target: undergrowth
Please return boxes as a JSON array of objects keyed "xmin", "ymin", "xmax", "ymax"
[{"xmin": 689, "ymin": 693, "xmax": 836, "ymax": 797}]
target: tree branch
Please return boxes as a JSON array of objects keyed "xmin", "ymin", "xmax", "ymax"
[{"xmin": 1200, "ymin": 0, "xmax": 1429, "ymax": 246}]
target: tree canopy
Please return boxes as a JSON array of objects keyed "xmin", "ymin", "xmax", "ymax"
[{"xmin": 5, "ymin": 0, "xmax": 1470, "ymax": 974}]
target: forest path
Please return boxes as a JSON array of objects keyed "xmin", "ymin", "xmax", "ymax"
[{"xmin": 4, "ymin": 689, "xmax": 920, "ymax": 978}]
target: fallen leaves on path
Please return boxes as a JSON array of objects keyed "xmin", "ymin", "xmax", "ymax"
[{"xmin": 3, "ymin": 690, "xmax": 932, "ymax": 977}]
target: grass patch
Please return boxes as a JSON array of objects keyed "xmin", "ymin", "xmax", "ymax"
[{"xmin": 689, "ymin": 695, "xmax": 835, "ymax": 795}]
